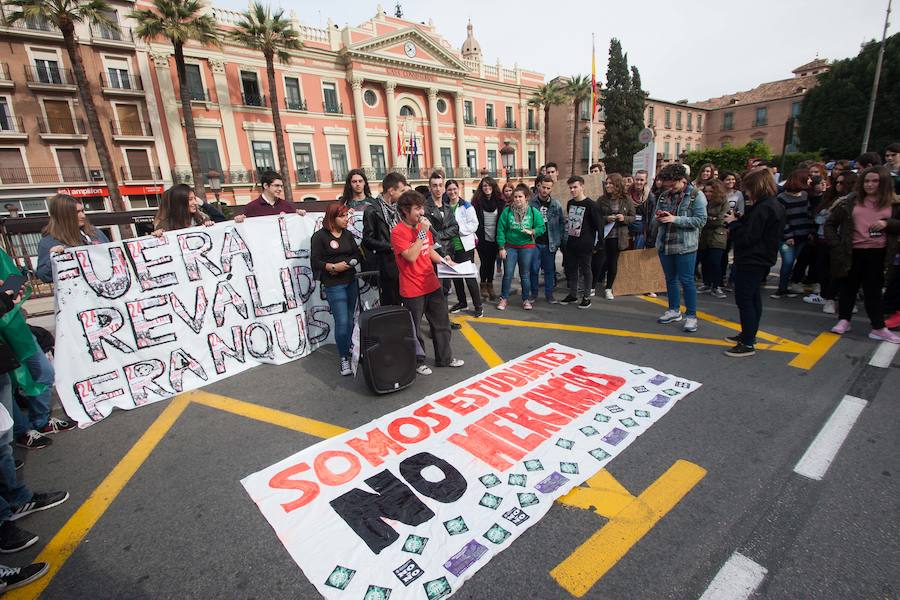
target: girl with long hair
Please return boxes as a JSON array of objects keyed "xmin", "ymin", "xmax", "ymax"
[
  {"xmin": 693, "ymin": 163, "xmax": 716, "ymax": 188},
  {"xmin": 825, "ymin": 167, "xmax": 900, "ymax": 343},
  {"xmin": 698, "ymin": 179, "xmax": 730, "ymax": 298},
  {"xmin": 594, "ymin": 173, "xmax": 635, "ymax": 299},
  {"xmin": 473, "ymin": 176, "xmax": 504, "ymax": 300},
  {"xmin": 341, "ymin": 169, "xmax": 374, "ymax": 211},
  {"xmin": 496, "ymin": 184, "xmax": 545, "ymax": 310},
  {"xmin": 771, "ymin": 169, "xmax": 814, "ymax": 298},
  {"xmin": 36, "ymin": 194, "xmax": 110, "ymax": 283},
  {"xmin": 153, "ymin": 184, "xmax": 213, "ymax": 234},
  {"xmin": 310, "ymin": 203, "xmax": 364, "ymax": 375}
]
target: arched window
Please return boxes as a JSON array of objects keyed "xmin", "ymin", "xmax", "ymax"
[{"xmin": 400, "ymin": 105, "xmax": 415, "ymax": 117}]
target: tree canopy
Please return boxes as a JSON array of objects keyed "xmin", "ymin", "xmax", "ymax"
[{"xmin": 600, "ymin": 38, "xmax": 647, "ymax": 173}]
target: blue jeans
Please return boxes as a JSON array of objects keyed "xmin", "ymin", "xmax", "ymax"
[
  {"xmin": 501, "ymin": 246, "xmax": 536, "ymax": 300},
  {"xmin": 530, "ymin": 244, "xmax": 557, "ymax": 300},
  {"xmin": 324, "ymin": 282, "xmax": 358, "ymax": 358},
  {"xmin": 777, "ymin": 239, "xmax": 806, "ymax": 292},
  {"xmin": 1, "ymin": 374, "xmax": 33, "ymax": 521},
  {"xmin": 659, "ymin": 251, "xmax": 698, "ymax": 317},
  {"xmin": 13, "ymin": 334, "xmax": 54, "ymax": 437},
  {"xmin": 634, "ymin": 234, "xmax": 646, "ymax": 249}
]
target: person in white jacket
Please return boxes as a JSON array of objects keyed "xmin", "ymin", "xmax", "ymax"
[{"xmin": 446, "ymin": 179, "xmax": 484, "ymax": 317}]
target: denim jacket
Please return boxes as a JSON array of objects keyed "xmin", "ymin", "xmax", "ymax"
[
  {"xmin": 529, "ymin": 194, "xmax": 567, "ymax": 252},
  {"xmin": 653, "ymin": 183, "xmax": 708, "ymax": 255}
]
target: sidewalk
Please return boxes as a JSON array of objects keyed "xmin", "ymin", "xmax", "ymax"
[{"xmin": 23, "ymin": 293, "xmax": 56, "ymax": 334}]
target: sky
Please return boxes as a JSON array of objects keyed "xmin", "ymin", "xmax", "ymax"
[{"xmin": 214, "ymin": 0, "xmax": 897, "ymax": 102}]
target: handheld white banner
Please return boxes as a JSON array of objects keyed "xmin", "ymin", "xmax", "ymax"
[{"xmin": 242, "ymin": 344, "xmax": 700, "ymax": 600}]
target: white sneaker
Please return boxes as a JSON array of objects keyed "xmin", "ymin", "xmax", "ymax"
[
  {"xmin": 657, "ymin": 310, "xmax": 683, "ymax": 324},
  {"xmin": 645, "ymin": 292, "xmax": 657, "ymax": 298},
  {"xmin": 448, "ymin": 358, "xmax": 465, "ymax": 368},
  {"xmin": 803, "ymin": 293, "xmax": 826, "ymax": 305},
  {"xmin": 683, "ymin": 317, "xmax": 698, "ymax": 332},
  {"xmin": 822, "ymin": 299, "xmax": 836, "ymax": 314},
  {"xmin": 416, "ymin": 364, "xmax": 433, "ymax": 375},
  {"xmin": 590, "ymin": 289, "xmax": 596, "ymax": 297},
  {"xmin": 339, "ymin": 356, "xmax": 352, "ymax": 376},
  {"xmin": 604, "ymin": 289, "xmax": 614, "ymax": 300}
]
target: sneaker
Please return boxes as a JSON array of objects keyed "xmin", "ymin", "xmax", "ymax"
[
  {"xmin": 450, "ymin": 322, "xmax": 462, "ymax": 330},
  {"xmin": 448, "ymin": 358, "xmax": 465, "ymax": 368},
  {"xmin": 683, "ymin": 317, "xmax": 698, "ymax": 332},
  {"xmin": 869, "ymin": 328, "xmax": 900, "ymax": 344},
  {"xmin": 886, "ymin": 311, "xmax": 900, "ymax": 330},
  {"xmin": 770, "ymin": 289, "xmax": 795, "ymax": 299},
  {"xmin": 604, "ymin": 289, "xmax": 614, "ymax": 300},
  {"xmin": 415, "ymin": 364, "xmax": 433, "ymax": 376},
  {"xmin": 9, "ymin": 492, "xmax": 69, "ymax": 522},
  {"xmin": 724, "ymin": 334, "xmax": 742, "ymax": 344},
  {"xmin": 547, "ymin": 296, "xmax": 560, "ymax": 305},
  {"xmin": 15, "ymin": 431, "xmax": 51, "ymax": 450},
  {"xmin": 0, "ymin": 522, "xmax": 38, "ymax": 554},
  {"xmin": 831, "ymin": 319, "xmax": 851, "ymax": 335},
  {"xmin": 339, "ymin": 356, "xmax": 352, "ymax": 376},
  {"xmin": 589, "ymin": 289, "xmax": 596, "ymax": 297},
  {"xmin": 448, "ymin": 302, "xmax": 467, "ymax": 314},
  {"xmin": 822, "ymin": 299, "xmax": 836, "ymax": 314},
  {"xmin": 560, "ymin": 294, "xmax": 578, "ymax": 305},
  {"xmin": 0, "ymin": 562, "xmax": 49, "ymax": 590},
  {"xmin": 803, "ymin": 293, "xmax": 826, "ymax": 305},
  {"xmin": 697, "ymin": 284, "xmax": 711, "ymax": 293},
  {"xmin": 644, "ymin": 292, "xmax": 658, "ymax": 298},
  {"xmin": 724, "ymin": 343, "xmax": 756, "ymax": 357},
  {"xmin": 472, "ymin": 306, "xmax": 484, "ymax": 318},
  {"xmin": 523, "ymin": 300, "xmax": 533, "ymax": 310},
  {"xmin": 711, "ymin": 287, "xmax": 727, "ymax": 299},
  {"xmin": 786, "ymin": 285, "xmax": 804, "ymax": 296},
  {"xmin": 578, "ymin": 298, "xmax": 592, "ymax": 309},
  {"xmin": 38, "ymin": 417, "xmax": 76, "ymax": 435},
  {"xmin": 657, "ymin": 310, "xmax": 683, "ymax": 324},
  {"xmin": 14, "ymin": 459, "xmax": 23, "ymax": 472},
  {"xmin": 497, "ymin": 298, "xmax": 508, "ymax": 311}
]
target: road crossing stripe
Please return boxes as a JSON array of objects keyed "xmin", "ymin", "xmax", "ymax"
[
  {"xmin": 868, "ymin": 341, "xmax": 899, "ymax": 368},
  {"xmin": 793, "ymin": 395, "xmax": 867, "ymax": 481},
  {"xmin": 698, "ymin": 552, "xmax": 768, "ymax": 600}
]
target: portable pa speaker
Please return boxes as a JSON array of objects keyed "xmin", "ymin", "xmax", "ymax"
[{"xmin": 359, "ymin": 306, "xmax": 417, "ymax": 394}]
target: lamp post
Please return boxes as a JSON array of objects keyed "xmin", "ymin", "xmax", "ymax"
[{"xmin": 207, "ymin": 170, "xmax": 222, "ymax": 205}]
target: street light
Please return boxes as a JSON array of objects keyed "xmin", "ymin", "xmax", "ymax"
[{"xmin": 207, "ymin": 170, "xmax": 222, "ymax": 204}]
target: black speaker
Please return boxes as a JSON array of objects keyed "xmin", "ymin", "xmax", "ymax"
[{"xmin": 359, "ymin": 306, "xmax": 417, "ymax": 394}]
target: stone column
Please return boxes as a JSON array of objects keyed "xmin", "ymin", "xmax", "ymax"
[
  {"xmin": 351, "ymin": 76, "xmax": 371, "ymax": 169},
  {"xmin": 538, "ymin": 105, "xmax": 546, "ymax": 167},
  {"xmin": 384, "ymin": 81, "xmax": 399, "ymax": 168},
  {"xmin": 453, "ymin": 91, "xmax": 466, "ymax": 175},
  {"xmin": 136, "ymin": 51, "xmax": 172, "ymax": 186},
  {"xmin": 150, "ymin": 52, "xmax": 189, "ymax": 168},
  {"xmin": 427, "ymin": 87, "xmax": 442, "ymax": 169},
  {"xmin": 208, "ymin": 58, "xmax": 243, "ymax": 171},
  {"xmin": 519, "ymin": 101, "xmax": 528, "ymax": 174}
]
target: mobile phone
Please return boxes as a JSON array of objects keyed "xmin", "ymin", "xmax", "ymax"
[{"xmin": 0, "ymin": 274, "xmax": 26, "ymax": 295}]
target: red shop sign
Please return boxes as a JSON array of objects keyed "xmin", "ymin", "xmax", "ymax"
[
  {"xmin": 57, "ymin": 186, "xmax": 109, "ymax": 198},
  {"xmin": 120, "ymin": 184, "xmax": 164, "ymax": 195}
]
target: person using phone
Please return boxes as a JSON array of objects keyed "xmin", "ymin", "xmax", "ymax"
[
  {"xmin": 391, "ymin": 190, "xmax": 464, "ymax": 374},
  {"xmin": 310, "ymin": 203, "xmax": 363, "ymax": 376},
  {"xmin": 36, "ymin": 194, "xmax": 110, "ymax": 284}
]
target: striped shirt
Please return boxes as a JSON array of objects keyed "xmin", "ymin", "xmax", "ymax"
[{"xmin": 777, "ymin": 191, "xmax": 814, "ymax": 241}]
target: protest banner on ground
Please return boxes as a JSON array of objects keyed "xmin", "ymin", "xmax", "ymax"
[
  {"xmin": 52, "ymin": 214, "xmax": 373, "ymax": 427},
  {"xmin": 612, "ymin": 248, "xmax": 668, "ymax": 296},
  {"xmin": 242, "ymin": 343, "xmax": 700, "ymax": 600}
]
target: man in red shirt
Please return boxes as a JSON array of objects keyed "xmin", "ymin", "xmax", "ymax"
[
  {"xmin": 235, "ymin": 170, "xmax": 306, "ymax": 222},
  {"xmin": 391, "ymin": 190, "xmax": 464, "ymax": 374}
]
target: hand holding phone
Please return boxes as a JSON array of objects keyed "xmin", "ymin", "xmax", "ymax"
[{"xmin": 0, "ymin": 274, "xmax": 26, "ymax": 296}]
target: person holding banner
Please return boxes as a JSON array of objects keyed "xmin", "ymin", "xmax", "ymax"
[
  {"xmin": 234, "ymin": 171, "xmax": 306, "ymax": 222},
  {"xmin": 36, "ymin": 194, "xmax": 110, "ymax": 284},
  {"xmin": 152, "ymin": 184, "xmax": 214, "ymax": 235},
  {"xmin": 391, "ymin": 190, "xmax": 465, "ymax": 373},
  {"xmin": 310, "ymin": 203, "xmax": 364, "ymax": 376},
  {"xmin": 445, "ymin": 179, "xmax": 484, "ymax": 317}
]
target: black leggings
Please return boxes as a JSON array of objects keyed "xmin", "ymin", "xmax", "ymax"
[
  {"xmin": 477, "ymin": 240, "xmax": 499, "ymax": 283},
  {"xmin": 452, "ymin": 248, "xmax": 482, "ymax": 308},
  {"xmin": 594, "ymin": 238, "xmax": 620, "ymax": 289},
  {"xmin": 839, "ymin": 247, "xmax": 886, "ymax": 329}
]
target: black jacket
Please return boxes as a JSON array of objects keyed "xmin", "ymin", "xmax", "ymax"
[
  {"xmin": 0, "ymin": 294, "xmax": 20, "ymax": 374},
  {"xmin": 362, "ymin": 202, "xmax": 398, "ymax": 280},
  {"xmin": 424, "ymin": 197, "xmax": 458, "ymax": 256},
  {"xmin": 729, "ymin": 195, "xmax": 786, "ymax": 269}
]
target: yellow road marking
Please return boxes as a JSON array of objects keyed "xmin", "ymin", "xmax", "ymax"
[
  {"xmin": 453, "ymin": 316, "xmax": 504, "ymax": 367},
  {"xmin": 188, "ymin": 390, "xmax": 347, "ymax": 438},
  {"xmin": 789, "ymin": 332, "xmax": 840, "ymax": 369},
  {"xmin": 552, "ymin": 460, "xmax": 707, "ymax": 597},
  {"xmin": 5, "ymin": 395, "xmax": 192, "ymax": 600},
  {"xmin": 557, "ymin": 469, "xmax": 635, "ymax": 519}
]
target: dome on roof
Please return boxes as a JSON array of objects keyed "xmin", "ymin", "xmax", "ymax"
[{"xmin": 460, "ymin": 20, "xmax": 482, "ymax": 61}]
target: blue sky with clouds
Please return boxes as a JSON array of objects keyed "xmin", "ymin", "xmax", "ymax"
[{"xmin": 214, "ymin": 0, "xmax": 897, "ymax": 102}]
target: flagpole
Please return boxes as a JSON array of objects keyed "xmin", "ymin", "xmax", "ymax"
[{"xmin": 588, "ymin": 33, "xmax": 596, "ymax": 169}]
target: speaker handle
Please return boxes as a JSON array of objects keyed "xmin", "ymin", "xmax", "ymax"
[{"xmin": 356, "ymin": 270, "xmax": 380, "ymax": 281}]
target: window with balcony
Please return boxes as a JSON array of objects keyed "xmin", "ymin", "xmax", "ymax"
[
  {"xmin": 466, "ymin": 149, "xmax": 477, "ymax": 171},
  {"xmin": 185, "ymin": 64, "xmax": 205, "ymax": 101},
  {"xmin": 487, "ymin": 149, "xmax": 497, "ymax": 174},
  {"xmin": 505, "ymin": 106, "xmax": 514, "ymax": 128},
  {"xmin": 293, "ymin": 142, "xmax": 315, "ymax": 182},
  {"xmin": 252, "ymin": 141, "xmax": 275, "ymax": 174},
  {"xmin": 463, "ymin": 100, "xmax": 474, "ymax": 124},
  {"xmin": 197, "ymin": 139, "xmax": 222, "ymax": 175},
  {"xmin": 0, "ymin": 149, "xmax": 28, "ymax": 184},
  {"xmin": 754, "ymin": 107, "xmax": 768, "ymax": 127},
  {"xmin": 0, "ymin": 98, "xmax": 14, "ymax": 132},
  {"xmin": 370, "ymin": 145, "xmax": 386, "ymax": 179},
  {"xmin": 330, "ymin": 144, "xmax": 348, "ymax": 181},
  {"xmin": 502, "ymin": 150, "xmax": 515, "ymax": 173},
  {"xmin": 440, "ymin": 147, "xmax": 452, "ymax": 170},
  {"xmin": 722, "ymin": 111, "xmax": 734, "ymax": 131},
  {"xmin": 647, "ymin": 105, "xmax": 655, "ymax": 126},
  {"xmin": 43, "ymin": 99, "xmax": 76, "ymax": 134},
  {"xmin": 687, "ymin": 113, "xmax": 693, "ymax": 131},
  {"xmin": 664, "ymin": 109, "xmax": 671, "ymax": 128},
  {"xmin": 241, "ymin": 71, "xmax": 263, "ymax": 107},
  {"xmin": 104, "ymin": 58, "xmax": 133, "ymax": 89},
  {"xmin": 323, "ymin": 82, "xmax": 340, "ymax": 113},
  {"xmin": 34, "ymin": 57, "xmax": 63, "ymax": 84},
  {"xmin": 527, "ymin": 109, "xmax": 535, "ymax": 130},
  {"xmin": 527, "ymin": 150, "xmax": 537, "ymax": 176},
  {"xmin": 115, "ymin": 103, "xmax": 144, "ymax": 136},
  {"xmin": 56, "ymin": 148, "xmax": 87, "ymax": 182},
  {"xmin": 284, "ymin": 77, "xmax": 303, "ymax": 111},
  {"xmin": 675, "ymin": 111, "xmax": 682, "ymax": 130},
  {"xmin": 663, "ymin": 141, "xmax": 670, "ymax": 159},
  {"xmin": 675, "ymin": 142, "xmax": 681, "ymax": 157},
  {"xmin": 486, "ymin": 104, "xmax": 495, "ymax": 127},
  {"xmin": 96, "ymin": 9, "xmax": 121, "ymax": 40},
  {"xmin": 125, "ymin": 148, "xmax": 153, "ymax": 180}
]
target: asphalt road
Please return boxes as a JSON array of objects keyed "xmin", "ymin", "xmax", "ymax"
[{"xmin": 10, "ymin": 279, "xmax": 899, "ymax": 600}]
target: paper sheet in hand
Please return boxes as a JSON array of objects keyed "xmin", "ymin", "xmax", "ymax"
[
  {"xmin": 437, "ymin": 260, "xmax": 477, "ymax": 279},
  {"xmin": 603, "ymin": 222, "xmax": 615, "ymax": 238}
]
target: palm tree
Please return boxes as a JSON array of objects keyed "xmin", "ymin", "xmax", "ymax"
[
  {"xmin": 4, "ymin": 0, "xmax": 127, "ymax": 220},
  {"xmin": 131, "ymin": 0, "xmax": 219, "ymax": 199},
  {"xmin": 528, "ymin": 82, "xmax": 565, "ymax": 167},
  {"xmin": 563, "ymin": 75, "xmax": 593, "ymax": 176},
  {"xmin": 229, "ymin": 2, "xmax": 301, "ymax": 202}
]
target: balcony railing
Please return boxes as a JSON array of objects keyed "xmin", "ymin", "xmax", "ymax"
[
  {"xmin": 485, "ymin": 117, "xmax": 497, "ymax": 127},
  {"xmin": 24, "ymin": 64, "xmax": 74, "ymax": 86},
  {"xmin": 121, "ymin": 165, "xmax": 163, "ymax": 180},
  {"xmin": 38, "ymin": 117, "xmax": 87, "ymax": 135},
  {"xmin": 284, "ymin": 98, "xmax": 308, "ymax": 111},
  {"xmin": 0, "ymin": 165, "xmax": 102, "ymax": 185},
  {"xmin": 172, "ymin": 167, "xmax": 257, "ymax": 185},
  {"xmin": 753, "ymin": 119, "xmax": 768, "ymax": 127},
  {"xmin": 464, "ymin": 116, "xmax": 476, "ymax": 126},
  {"xmin": 90, "ymin": 23, "xmax": 133, "ymax": 43},
  {"xmin": 504, "ymin": 120, "xmax": 517, "ymax": 129},
  {"xmin": 295, "ymin": 169, "xmax": 318, "ymax": 183},
  {"xmin": 100, "ymin": 72, "xmax": 143, "ymax": 91},
  {"xmin": 0, "ymin": 116, "xmax": 25, "ymax": 134},
  {"xmin": 111, "ymin": 120, "xmax": 152, "ymax": 136},
  {"xmin": 324, "ymin": 102, "xmax": 343, "ymax": 114},
  {"xmin": 5, "ymin": 16, "xmax": 59, "ymax": 33},
  {"xmin": 240, "ymin": 93, "xmax": 267, "ymax": 107},
  {"xmin": 189, "ymin": 89, "xmax": 213, "ymax": 102}
]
